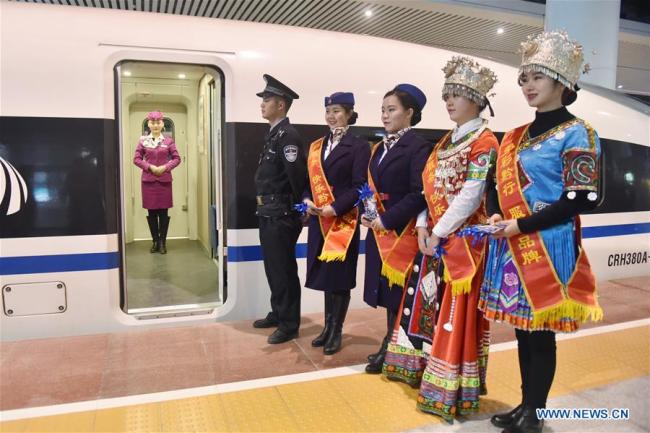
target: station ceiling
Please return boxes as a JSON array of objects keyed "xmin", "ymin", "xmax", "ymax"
[{"xmin": 14, "ymin": 0, "xmax": 650, "ymax": 94}]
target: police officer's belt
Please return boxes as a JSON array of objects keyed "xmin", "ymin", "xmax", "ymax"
[{"xmin": 256, "ymin": 194, "xmax": 291, "ymax": 206}]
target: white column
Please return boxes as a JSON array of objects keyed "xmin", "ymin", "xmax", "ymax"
[{"xmin": 545, "ymin": 0, "xmax": 621, "ymax": 89}]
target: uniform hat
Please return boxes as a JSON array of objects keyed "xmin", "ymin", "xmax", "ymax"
[
  {"xmin": 395, "ymin": 83, "xmax": 427, "ymax": 111},
  {"xmin": 256, "ymin": 74, "xmax": 300, "ymax": 100},
  {"xmin": 442, "ymin": 56, "xmax": 497, "ymax": 105},
  {"xmin": 324, "ymin": 92, "xmax": 355, "ymax": 107},
  {"xmin": 146, "ymin": 111, "xmax": 164, "ymax": 121},
  {"xmin": 519, "ymin": 30, "xmax": 590, "ymax": 89}
]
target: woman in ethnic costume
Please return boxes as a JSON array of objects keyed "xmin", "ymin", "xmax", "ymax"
[
  {"xmin": 361, "ymin": 84, "xmax": 432, "ymax": 373},
  {"xmin": 481, "ymin": 31, "xmax": 603, "ymax": 433},
  {"xmin": 133, "ymin": 111, "xmax": 181, "ymax": 254},
  {"xmin": 383, "ymin": 56, "xmax": 498, "ymax": 423},
  {"xmin": 303, "ymin": 92, "xmax": 370, "ymax": 355}
]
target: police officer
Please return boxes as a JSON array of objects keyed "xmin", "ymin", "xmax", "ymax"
[{"xmin": 253, "ymin": 74, "xmax": 308, "ymax": 344}]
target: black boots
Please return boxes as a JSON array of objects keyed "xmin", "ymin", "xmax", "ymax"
[
  {"xmin": 147, "ymin": 214, "xmax": 170, "ymax": 254},
  {"xmin": 158, "ymin": 215, "xmax": 170, "ymax": 254},
  {"xmin": 491, "ymin": 404, "xmax": 524, "ymax": 428},
  {"xmin": 146, "ymin": 216, "xmax": 159, "ymax": 253},
  {"xmin": 312, "ymin": 292, "xmax": 350, "ymax": 355},
  {"xmin": 323, "ymin": 293, "xmax": 350, "ymax": 355},
  {"xmin": 502, "ymin": 405, "xmax": 544, "ymax": 433},
  {"xmin": 365, "ymin": 309, "xmax": 396, "ymax": 374},
  {"xmin": 312, "ymin": 293, "xmax": 333, "ymax": 347}
]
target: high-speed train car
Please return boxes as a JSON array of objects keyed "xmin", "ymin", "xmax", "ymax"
[{"xmin": 1, "ymin": 2, "xmax": 648, "ymax": 342}]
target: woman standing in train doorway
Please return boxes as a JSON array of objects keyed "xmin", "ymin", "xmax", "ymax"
[
  {"xmin": 303, "ymin": 92, "xmax": 370, "ymax": 355},
  {"xmin": 481, "ymin": 31, "xmax": 602, "ymax": 433},
  {"xmin": 383, "ymin": 56, "xmax": 498, "ymax": 423},
  {"xmin": 134, "ymin": 111, "xmax": 181, "ymax": 254},
  {"xmin": 361, "ymin": 84, "xmax": 432, "ymax": 373}
]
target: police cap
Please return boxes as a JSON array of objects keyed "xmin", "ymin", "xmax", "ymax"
[{"xmin": 256, "ymin": 74, "xmax": 300, "ymax": 101}]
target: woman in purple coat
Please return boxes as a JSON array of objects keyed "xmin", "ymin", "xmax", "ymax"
[
  {"xmin": 303, "ymin": 92, "xmax": 370, "ymax": 355},
  {"xmin": 133, "ymin": 111, "xmax": 181, "ymax": 254},
  {"xmin": 361, "ymin": 84, "xmax": 432, "ymax": 373}
]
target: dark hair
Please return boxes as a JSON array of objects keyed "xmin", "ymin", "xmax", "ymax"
[
  {"xmin": 561, "ymin": 87, "xmax": 578, "ymax": 106},
  {"xmin": 340, "ymin": 104, "xmax": 358, "ymax": 125},
  {"xmin": 384, "ymin": 89, "xmax": 422, "ymax": 126},
  {"xmin": 282, "ymin": 97, "xmax": 293, "ymax": 111}
]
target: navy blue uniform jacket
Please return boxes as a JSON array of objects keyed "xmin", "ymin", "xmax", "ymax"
[
  {"xmin": 363, "ymin": 129, "xmax": 432, "ymax": 310},
  {"xmin": 305, "ymin": 132, "xmax": 371, "ymax": 291}
]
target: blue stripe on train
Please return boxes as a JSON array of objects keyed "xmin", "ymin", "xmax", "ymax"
[
  {"xmin": 0, "ymin": 252, "xmax": 120, "ymax": 275},
  {"xmin": 1, "ymin": 222, "xmax": 649, "ymax": 274}
]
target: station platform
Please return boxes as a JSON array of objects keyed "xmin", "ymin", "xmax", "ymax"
[{"xmin": 0, "ymin": 277, "xmax": 648, "ymax": 432}]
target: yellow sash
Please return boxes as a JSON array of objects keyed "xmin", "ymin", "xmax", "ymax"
[
  {"xmin": 367, "ymin": 143, "xmax": 418, "ymax": 288},
  {"xmin": 422, "ymin": 131, "xmax": 485, "ymax": 295},
  {"xmin": 308, "ymin": 137, "xmax": 359, "ymax": 262},
  {"xmin": 497, "ymin": 125, "xmax": 602, "ymax": 327}
]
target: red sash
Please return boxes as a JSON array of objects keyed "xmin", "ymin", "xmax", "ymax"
[
  {"xmin": 422, "ymin": 132, "xmax": 486, "ymax": 295},
  {"xmin": 497, "ymin": 125, "xmax": 603, "ymax": 327},
  {"xmin": 308, "ymin": 137, "xmax": 359, "ymax": 262},
  {"xmin": 368, "ymin": 143, "xmax": 418, "ymax": 288}
]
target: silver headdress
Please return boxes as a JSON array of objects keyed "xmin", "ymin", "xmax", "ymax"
[
  {"xmin": 519, "ymin": 30, "xmax": 590, "ymax": 89},
  {"xmin": 442, "ymin": 56, "xmax": 498, "ymax": 107}
]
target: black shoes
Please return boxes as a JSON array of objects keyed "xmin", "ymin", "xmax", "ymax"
[
  {"xmin": 268, "ymin": 328, "xmax": 298, "ymax": 344},
  {"xmin": 253, "ymin": 314, "xmax": 279, "ymax": 329},
  {"xmin": 312, "ymin": 293, "xmax": 333, "ymax": 347},
  {"xmin": 323, "ymin": 293, "xmax": 350, "ymax": 355},
  {"xmin": 502, "ymin": 405, "xmax": 544, "ymax": 433},
  {"xmin": 491, "ymin": 404, "xmax": 524, "ymax": 428}
]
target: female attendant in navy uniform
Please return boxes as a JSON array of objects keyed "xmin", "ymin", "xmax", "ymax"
[
  {"xmin": 361, "ymin": 84, "xmax": 432, "ymax": 373},
  {"xmin": 303, "ymin": 92, "xmax": 370, "ymax": 355},
  {"xmin": 481, "ymin": 31, "xmax": 602, "ymax": 433},
  {"xmin": 253, "ymin": 74, "xmax": 308, "ymax": 345},
  {"xmin": 133, "ymin": 111, "xmax": 181, "ymax": 254},
  {"xmin": 383, "ymin": 56, "xmax": 498, "ymax": 423}
]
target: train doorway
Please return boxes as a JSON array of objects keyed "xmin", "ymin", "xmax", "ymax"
[{"xmin": 115, "ymin": 61, "xmax": 225, "ymax": 317}]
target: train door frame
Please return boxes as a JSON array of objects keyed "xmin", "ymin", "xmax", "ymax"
[{"xmin": 113, "ymin": 60, "xmax": 226, "ymax": 317}]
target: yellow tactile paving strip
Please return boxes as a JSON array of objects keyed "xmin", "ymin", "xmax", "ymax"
[{"xmin": 1, "ymin": 325, "xmax": 648, "ymax": 433}]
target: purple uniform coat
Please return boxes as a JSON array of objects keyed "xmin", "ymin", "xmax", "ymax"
[
  {"xmin": 363, "ymin": 129, "xmax": 432, "ymax": 310},
  {"xmin": 133, "ymin": 136, "xmax": 181, "ymax": 209},
  {"xmin": 305, "ymin": 132, "xmax": 371, "ymax": 292}
]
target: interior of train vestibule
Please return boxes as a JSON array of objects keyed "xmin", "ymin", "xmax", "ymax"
[{"xmin": 116, "ymin": 61, "xmax": 225, "ymax": 316}]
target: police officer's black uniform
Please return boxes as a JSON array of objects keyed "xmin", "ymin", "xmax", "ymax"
[{"xmin": 253, "ymin": 75, "xmax": 307, "ymax": 344}]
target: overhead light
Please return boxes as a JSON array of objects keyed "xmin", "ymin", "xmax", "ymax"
[
  {"xmin": 617, "ymin": 84, "xmax": 623, "ymax": 89},
  {"xmin": 364, "ymin": 10, "xmax": 372, "ymax": 17},
  {"xmin": 123, "ymin": 70, "xmax": 132, "ymax": 76},
  {"xmin": 178, "ymin": 73, "xmax": 186, "ymax": 79},
  {"xmin": 497, "ymin": 28, "xmax": 504, "ymax": 34}
]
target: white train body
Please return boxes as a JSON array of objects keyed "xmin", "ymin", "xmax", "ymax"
[{"xmin": 1, "ymin": 2, "xmax": 648, "ymax": 341}]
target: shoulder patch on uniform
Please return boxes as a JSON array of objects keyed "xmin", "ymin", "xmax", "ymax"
[{"xmin": 283, "ymin": 144, "xmax": 298, "ymax": 162}]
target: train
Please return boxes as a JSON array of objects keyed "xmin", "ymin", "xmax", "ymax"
[{"xmin": 1, "ymin": 1, "xmax": 648, "ymax": 342}]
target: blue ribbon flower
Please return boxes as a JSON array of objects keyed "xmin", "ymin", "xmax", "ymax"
[
  {"xmin": 355, "ymin": 182, "xmax": 374, "ymax": 207},
  {"xmin": 457, "ymin": 225, "xmax": 490, "ymax": 246},
  {"xmin": 293, "ymin": 202, "xmax": 308, "ymax": 216}
]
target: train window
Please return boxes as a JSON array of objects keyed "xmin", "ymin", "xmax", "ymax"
[
  {"xmin": 588, "ymin": 138, "xmax": 650, "ymax": 215},
  {"xmin": 115, "ymin": 61, "xmax": 225, "ymax": 318}
]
